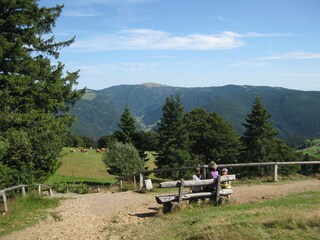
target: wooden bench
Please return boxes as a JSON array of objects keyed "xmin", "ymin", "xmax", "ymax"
[{"xmin": 155, "ymin": 175, "xmax": 236, "ymax": 212}]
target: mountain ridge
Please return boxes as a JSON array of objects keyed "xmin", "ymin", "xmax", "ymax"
[{"xmin": 71, "ymin": 84, "xmax": 320, "ymax": 140}]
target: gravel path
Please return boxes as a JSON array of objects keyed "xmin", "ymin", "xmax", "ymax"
[{"xmin": 1, "ymin": 179, "xmax": 319, "ymax": 240}]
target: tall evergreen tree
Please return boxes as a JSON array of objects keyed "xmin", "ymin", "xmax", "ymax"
[
  {"xmin": 155, "ymin": 94, "xmax": 191, "ymax": 179},
  {"xmin": 240, "ymin": 96, "xmax": 279, "ymax": 176},
  {"xmin": 114, "ymin": 106, "xmax": 137, "ymax": 144},
  {"xmin": 0, "ymin": 0, "xmax": 84, "ymax": 184},
  {"xmin": 184, "ymin": 108, "xmax": 241, "ymax": 165}
]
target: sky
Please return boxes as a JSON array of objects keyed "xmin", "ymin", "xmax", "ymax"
[{"xmin": 39, "ymin": 0, "xmax": 320, "ymax": 91}]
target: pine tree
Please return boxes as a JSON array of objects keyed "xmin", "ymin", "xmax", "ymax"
[
  {"xmin": 0, "ymin": 0, "xmax": 84, "ymax": 184},
  {"xmin": 155, "ymin": 94, "xmax": 191, "ymax": 179},
  {"xmin": 240, "ymin": 96, "xmax": 278, "ymax": 176},
  {"xmin": 114, "ymin": 106, "xmax": 137, "ymax": 144}
]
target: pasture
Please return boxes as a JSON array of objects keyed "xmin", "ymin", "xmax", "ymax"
[
  {"xmin": 301, "ymin": 138, "xmax": 320, "ymax": 159},
  {"xmin": 45, "ymin": 147, "xmax": 115, "ymax": 185}
]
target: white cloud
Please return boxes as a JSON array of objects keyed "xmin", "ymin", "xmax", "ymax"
[
  {"xmin": 71, "ymin": 29, "xmax": 246, "ymax": 51},
  {"xmin": 261, "ymin": 52, "xmax": 320, "ymax": 60},
  {"xmin": 70, "ymin": 29, "xmax": 293, "ymax": 52}
]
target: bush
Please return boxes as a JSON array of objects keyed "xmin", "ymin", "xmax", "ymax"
[{"xmin": 103, "ymin": 142, "xmax": 144, "ymax": 178}]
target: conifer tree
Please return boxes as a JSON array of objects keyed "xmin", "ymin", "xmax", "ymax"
[
  {"xmin": 155, "ymin": 94, "xmax": 191, "ymax": 179},
  {"xmin": 240, "ymin": 96, "xmax": 278, "ymax": 176},
  {"xmin": 114, "ymin": 106, "xmax": 137, "ymax": 144},
  {"xmin": 0, "ymin": 0, "xmax": 84, "ymax": 184}
]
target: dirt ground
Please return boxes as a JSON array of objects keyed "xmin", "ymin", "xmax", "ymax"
[{"xmin": 1, "ymin": 179, "xmax": 319, "ymax": 240}]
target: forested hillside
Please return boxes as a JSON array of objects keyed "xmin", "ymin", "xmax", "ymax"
[{"xmin": 71, "ymin": 83, "xmax": 320, "ymax": 140}]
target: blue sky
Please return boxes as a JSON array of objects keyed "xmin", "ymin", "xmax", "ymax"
[{"xmin": 40, "ymin": 0, "xmax": 320, "ymax": 91}]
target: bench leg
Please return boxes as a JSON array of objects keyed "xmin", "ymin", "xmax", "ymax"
[{"xmin": 163, "ymin": 202, "xmax": 173, "ymax": 214}]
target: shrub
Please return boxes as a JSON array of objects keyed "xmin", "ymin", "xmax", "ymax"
[{"xmin": 103, "ymin": 141, "xmax": 144, "ymax": 178}]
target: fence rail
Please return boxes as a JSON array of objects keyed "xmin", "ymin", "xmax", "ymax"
[
  {"xmin": 0, "ymin": 183, "xmax": 53, "ymax": 213},
  {"xmin": 134, "ymin": 161, "xmax": 320, "ymax": 190}
]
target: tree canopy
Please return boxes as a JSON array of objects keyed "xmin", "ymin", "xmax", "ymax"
[
  {"xmin": 240, "ymin": 96, "xmax": 301, "ymax": 177},
  {"xmin": 184, "ymin": 108, "xmax": 241, "ymax": 165},
  {"xmin": 0, "ymin": 0, "xmax": 84, "ymax": 185}
]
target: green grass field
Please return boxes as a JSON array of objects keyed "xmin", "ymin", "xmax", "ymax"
[
  {"xmin": 301, "ymin": 139, "xmax": 320, "ymax": 159},
  {"xmin": 45, "ymin": 147, "xmax": 116, "ymax": 185}
]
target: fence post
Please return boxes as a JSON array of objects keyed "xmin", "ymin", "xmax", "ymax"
[
  {"xmin": 214, "ymin": 176, "xmax": 221, "ymax": 206},
  {"xmin": 273, "ymin": 163, "xmax": 278, "ymax": 182},
  {"xmin": 139, "ymin": 172, "xmax": 144, "ymax": 190},
  {"xmin": 1, "ymin": 193, "xmax": 8, "ymax": 212},
  {"xmin": 133, "ymin": 175, "xmax": 136, "ymax": 188},
  {"xmin": 119, "ymin": 180, "xmax": 123, "ymax": 190},
  {"xmin": 22, "ymin": 186, "xmax": 26, "ymax": 196},
  {"xmin": 178, "ymin": 179, "xmax": 184, "ymax": 203},
  {"xmin": 38, "ymin": 185, "xmax": 42, "ymax": 196}
]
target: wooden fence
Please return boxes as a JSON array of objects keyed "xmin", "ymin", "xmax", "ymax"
[
  {"xmin": 0, "ymin": 183, "xmax": 53, "ymax": 213},
  {"xmin": 134, "ymin": 161, "xmax": 320, "ymax": 190}
]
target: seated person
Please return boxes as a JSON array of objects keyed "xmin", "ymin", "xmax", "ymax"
[
  {"xmin": 189, "ymin": 167, "xmax": 204, "ymax": 193},
  {"xmin": 221, "ymin": 168, "xmax": 231, "ymax": 189},
  {"xmin": 204, "ymin": 161, "xmax": 219, "ymax": 192}
]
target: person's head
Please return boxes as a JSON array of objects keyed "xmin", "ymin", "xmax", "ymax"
[
  {"xmin": 208, "ymin": 161, "xmax": 217, "ymax": 170},
  {"xmin": 221, "ymin": 168, "xmax": 228, "ymax": 175},
  {"xmin": 194, "ymin": 167, "xmax": 201, "ymax": 174}
]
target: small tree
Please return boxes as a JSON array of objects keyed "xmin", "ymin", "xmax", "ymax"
[
  {"xmin": 114, "ymin": 106, "xmax": 136, "ymax": 144},
  {"xmin": 103, "ymin": 142, "xmax": 144, "ymax": 178}
]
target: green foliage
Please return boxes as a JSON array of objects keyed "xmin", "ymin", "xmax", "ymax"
[
  {"xmin": 156, "ymin": 94, "xmax": 191, "ymax": 179},
  {"xmin": 240, "ymin": 96, "xmax": 301, "ymax": 177},
  {"xmin": 114, "ymin": 106, "xmax": 137, "ymax": 144},
  {"xmin": 184, "ymin": 108, "xmax": 241, "ymax": 164},
  {"xmin": 97, "ymin": 134, "xmax": 116, "ymax": 148},
  {"xmin": 133, "ymin": 131, "xmax": 160, "ymax": 151},
  {"xmin": 103, "ymin": 142, "xmax": 144, "ymax": 177},
  {"xmin": 0, "ymin": 0, "xmax": 84, "ymax": 185},
  {"xmin": 300, "ymin": 154, "xmax": 320, "ymax": 175},
  {"xmin": 65, "ymin": 134, "xmax": 97, "ymax": 149}
]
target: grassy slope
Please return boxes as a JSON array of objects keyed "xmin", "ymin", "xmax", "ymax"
[
  {"xmin": 300, "ymin": 139, "xmax": 320, "ymax": 159},
  {"xmin": 46, "ymin": 147, "xmax": 116, "ymax": 185},
  {"xmin": 117, "ymin": 191, "xmax": 320, "ymax": 240}
]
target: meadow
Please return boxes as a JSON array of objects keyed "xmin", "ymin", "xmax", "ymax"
[
  {"xmin": 301, "ymin": 139, "xmax": 320, "ymax": 158},
  {"xmin": 45, "ymin": 147, "xmax": 115, "ymax": 185}
]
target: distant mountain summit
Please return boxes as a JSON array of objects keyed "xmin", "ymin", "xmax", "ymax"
[
  {"xmin": 71, "ymin": 84, "xmax": 320, "ymax": 140},
  {"xmin": 140, "ymin": 82, "xmax": 166, "ymax": 87}
]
